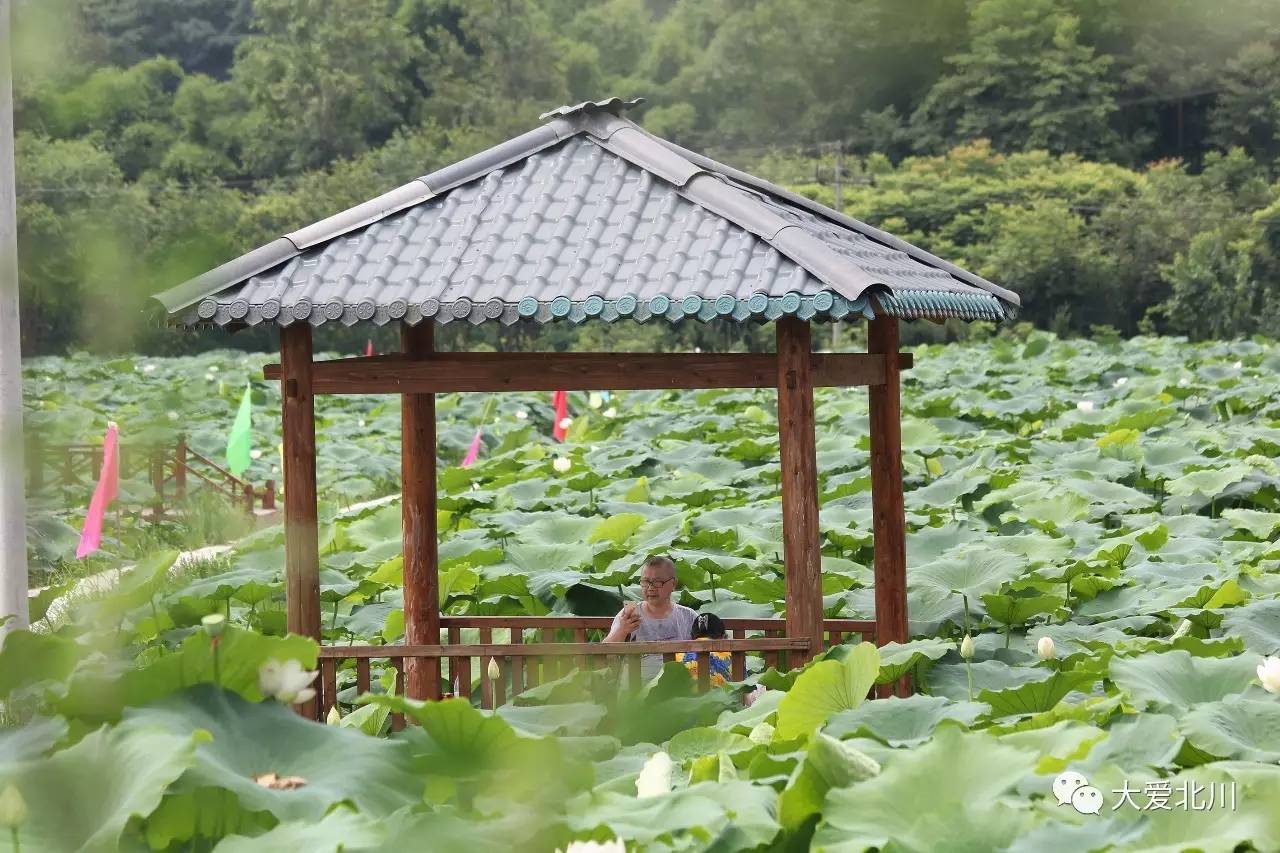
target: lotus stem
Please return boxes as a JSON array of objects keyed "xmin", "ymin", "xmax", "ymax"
[{"xmin": 965, "ymin": 659, "xmax": 973, "ymax": 702}]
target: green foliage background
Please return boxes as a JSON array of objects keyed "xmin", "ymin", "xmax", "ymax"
[{"xmin": 11, "ymin": 0, "xmax": 1280, "ymax": 355}]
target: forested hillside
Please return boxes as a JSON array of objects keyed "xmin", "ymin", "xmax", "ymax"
[{"xmin": 13, "ymin": 0, "xmax": 1280, "ymax": 354}]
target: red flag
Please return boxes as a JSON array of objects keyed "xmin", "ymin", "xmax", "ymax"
[
  {"xmin": 365, "ymin": 340, "xmax": 374, "ymax": 357},
  {"xmin": 552, "ymin": 390, "xmax": 569, "ymax": 442},
  {"xmin": 76, "ymin": 422, "xmax": 120, "ymax": 559},
  {"xmin": 461, "ymin": 429, "xmax": 483, "ymax": 467}
]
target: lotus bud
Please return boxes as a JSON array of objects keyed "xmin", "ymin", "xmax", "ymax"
[
  {"xmin": 1232, "ymin": 360, "xmax": 1243, "ymax": 369},
  {"xmin": 589, "ymin": 392, "xmax": 603, "ymax": 409},
  {"xmin": 201, "ymin": 613, "xmax": 226, "ymax": 638},
  {"xmin": 558, "ymin": 417, "xmax": 573, "ymax": 431},
  {"xmin": 959, "ymin": 634, "xmax": 975, "ymax": 660},
  {"xmin": 0, "ymin": 785, "xmax": 27, "ymax": 828},
  {"xmin": 325, "ymin": 705, "xmax": 342, "ymax": 725},
  {"xmin": 487, "ymin": 657, "xmax": 501, "ymax": 682},
  {"xmin": 1113, "ymin": 376, "xmax": 1128, "ymax": 387},
  {"xmin": 515, "ymin": 409, "xmax": 528, "ymax": 420},
  {"xmin": 249, "ymin": 449, "xmax": 262, "ymax": 460},
  {"xmin": 1036, "ymin": 636, "xmax": 1056, "ymax": 660},
  {"xmin": 1076, "ymin": 400, "xmax": 1094, "ymax": 412},
  {"xmin": 553, "ymin": 457, "xmax": 572, "ymax": 473},
  {"xmin": 557, "ymin": 840, "xmax": 627, "ymax": 853},
  {"xmin": 603, "ymin": 407, "xmax": 617, "ymax": 419},
  {"xmin": 1258, "ymin": 656, "xmax": 1280, "ymax": 695},
  {"xmin": 635, "ymin": 751, "xmax": 673, "ymax": 798}
]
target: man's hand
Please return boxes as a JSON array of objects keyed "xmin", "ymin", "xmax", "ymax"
[{"xmin": 604, "ymin": 602, "xmax": 641, "ymax": 642}]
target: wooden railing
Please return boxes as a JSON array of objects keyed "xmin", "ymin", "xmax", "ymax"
[
  {"xmin": 25, "ymin": 435, "xmax": 277, "ymax": 519},
  {"xmin": 315, "ymin": 616, "xmax": 876, "ymax": 724}
]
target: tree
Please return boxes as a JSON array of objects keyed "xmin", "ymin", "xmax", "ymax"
[
  {"xmin": 911, "ymin": 0, "xmax": 1119, "ymax": 158},
  {"xmin": 233, "ymin": 0, "xmax": 424, "ymax": 175},
  {"xmin": 78, "ymin": 0, "xmax": 253, "ymax": 78},
  {"xmin": 1208, "ymin": 39, "xmax": 1280, "ymax": 165}
]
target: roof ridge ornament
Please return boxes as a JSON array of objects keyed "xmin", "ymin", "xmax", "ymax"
[{"xmin": 540, "ymin": 97, "xmax": 645, "ymax": 121}]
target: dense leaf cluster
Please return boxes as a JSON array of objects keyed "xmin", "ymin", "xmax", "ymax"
[{"xmin": 12, "ymin": 0, "xmax": 1280, "ymax": 353}]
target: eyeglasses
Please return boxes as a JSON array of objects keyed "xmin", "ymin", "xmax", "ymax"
[{"xmin": 638, "ymin": 577, "xmax": 674, "ymax": 588}]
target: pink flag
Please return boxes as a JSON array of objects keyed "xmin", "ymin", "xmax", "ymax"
[
  {"xmin": 76, "ymin": 422, "xmax": 120, "ymax": 559},
  {"xmin": 552, "ymin": 390, "xmax": 569, "ymax": 442},
  {"xmin": 461, "ymin": 429, "xmax": 483, "ymax": 467}
]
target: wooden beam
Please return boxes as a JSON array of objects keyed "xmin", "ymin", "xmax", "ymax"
[
  {"xmin": 280, "ymin": 323, "xmax": 321, "ymax": 719},
  {"xmin": 401, "ymin": 322, "xmax": 441, "ymax": 701},
  {"xmin": 776, "ymin": 318, "xmax": 824, "ymax": 663},
  {"xmin": 868, "ymin": 314, "xmax": 911, "ymax": 697},
  {"xmin": 263, "ymin": 351, "xmax": 913, "ymax": 394}
]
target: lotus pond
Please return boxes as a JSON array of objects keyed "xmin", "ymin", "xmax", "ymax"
[{"xmin": 7, "ymin": 333, "xmax": 1280, "ymax": 851}]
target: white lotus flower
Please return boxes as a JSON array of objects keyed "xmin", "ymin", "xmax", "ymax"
[
  {"xmin": 487, "ymin": 657, "xmax": 501, "ymax": 681},
  {"xmin": 558, "ymin": 416, "xmax": 573, "ymax": 430},
  {"xmin": 208, "ymin": 365, "xmax": 219, "ymax": 373},
  {"xmin": 515, "ymin": 409, "xmax": 528, "ymax": 420},
  {"xmin": 553, "ymin": 456, "xmax": 572, "ymax": 473},
  {"xmin": 357, "ymin": 419, "xmax": 366, "ymax": 428},
  {"xmin": 1232, "ymin": 360, "xmax": 1243, "ymax": 369},
  {"xmin": 325, "ymin": 705, "xmax": 342, "ymax": 725},
  {"xmin": 1036, "ymin": 636, "xmax": 1056, "ymax": 660},
  {"xmin": 140, "ymin": 363, "xmax": 157, "ymax": 374},
  {"xmin": 258, "ymin": 658, "xmax": 318, "ymax": 704},
  {"xmin": 166, "ymin": 411, "xmax": 179, "ymax": 421},
  {"xmin": 603, "ymin": 407, "xmax": 617, "ymax": 419},
  {"xmin": 249, "ymin": 449, "xmax": 262, "ymax": 460},
  {"xmin": 1076, "ymin": 400, "xmax": 1094, "ymax": 412},
  {"xmin": 1113, "ymin": 377, "xmax": 1128, "ymax": 387},
  {"xmin": 557, "ymin": 840, "xmax": 626, "ymax": 853},
  {"xmin": 748, "ymin": 721, "xmax": 774, "ymax": 744},
  {"xmin": 589, "ymin": 392, "xmax": 603, "ymax": 409},
  {"xmin": 1177, "ymin": 377, "xmax": 1190, "ymax": 387},
  {"xmin": 1258, "ymin": 657, "xmax": 1280, "ymax": 694},
  {"xmin": 205, "ymin": 373, "xmax": 216, "ymax": 382},
  {"xmin": 635, "ymin": 751, "xmax": 673, "ymax": 798},
  {"xmin": 959, "ymin": 634, "xmax": 975, "ymax": 660}
]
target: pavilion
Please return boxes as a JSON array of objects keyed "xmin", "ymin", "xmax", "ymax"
[{"xmin": 154, "ymin": 97, "xmax": 1019, "ymax": 719}]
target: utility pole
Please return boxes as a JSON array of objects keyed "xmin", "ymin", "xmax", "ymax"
[
  {"xmin": 0, "ymin": 0, "xmax": 30, "ymax": 634},
  {"xmin": 830, "ymin": 140, "xmax": 845, "ymax": 352}
]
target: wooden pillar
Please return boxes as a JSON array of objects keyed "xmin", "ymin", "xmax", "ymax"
[
  {"xmin": 776, "ymin": 318, "xmax": 823, "ymax": 662},
  {"xmin": 402, "ymin": 322, "xmax": 441, "ymax": 700},
  {"xmin": 868, "ymin": 314, "xmax": 910, "ymax": 696},
  {"xmin": 280, "ymin": 323, "xmax": 321, "ymax": 718}
]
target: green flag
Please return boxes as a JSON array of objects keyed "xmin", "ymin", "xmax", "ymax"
[{"xmin": 226, "ymin": 383, "xmax": 254, "ymax": 476}]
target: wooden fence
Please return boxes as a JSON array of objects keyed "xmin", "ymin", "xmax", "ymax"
[
  {"xmin": 25, "ymin": 435, "xmax": 277, "ymax": 519},
  {"xmin": 315, "ymin": 616, "xmax": 876, "ymax": 726}
]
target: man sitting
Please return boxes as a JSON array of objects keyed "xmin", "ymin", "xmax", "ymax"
[{"xmin": 603, "ymin": 555, "xmax": 697, "ymax": 682}]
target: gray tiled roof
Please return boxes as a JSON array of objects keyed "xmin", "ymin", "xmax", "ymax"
[{"xmin": 154, "ymin": 98, "xmax": 1019, "ymax": 329}]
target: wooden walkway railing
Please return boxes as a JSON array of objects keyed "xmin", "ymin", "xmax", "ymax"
[
  {"xmin": 315, "ymin": 616, "xmax": 876, "ymax": 725},
  {"xmin": 25, "ymin": 435, "xmax": 277, "ymax": 519}
]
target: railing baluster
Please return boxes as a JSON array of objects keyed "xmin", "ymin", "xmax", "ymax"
[
  {"xmin": 509, "ymin": 626, "xmax": 525, "ymax": 696},
  {"xmin": 456, "ymin": 655, "xmax": 472, "ymax": 700},
  {"xmin": 479, "ymin": 628, "xmax": 493, "ymax": 710},
  {"xmin": 320, "ymin": 658, "xmax": 338, "ymax": 718},
  {"xmin": 448, "ymin": 626, "xmax": 462, "ymax": 696},
  {"xmin": 356, "ymin": 658, "xmax": 371, "ymax": 695},
  {"xmin": 696, "ymin": 650, "xmax": 711, "ymax": 692},
  {"xmin": 765, "ymin": 630, "xmax": 780, "ymax": 672},
  {"xmin": 573, "ymin": 627, "xmax": 587, "ymax": 671},
  {"xmin": 390, "ymin": 657, "xmax": 405, "ymax": 731},
  {"xmin": 731, "ymin": 650, "xmax": 746, "ymax": 682}
]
